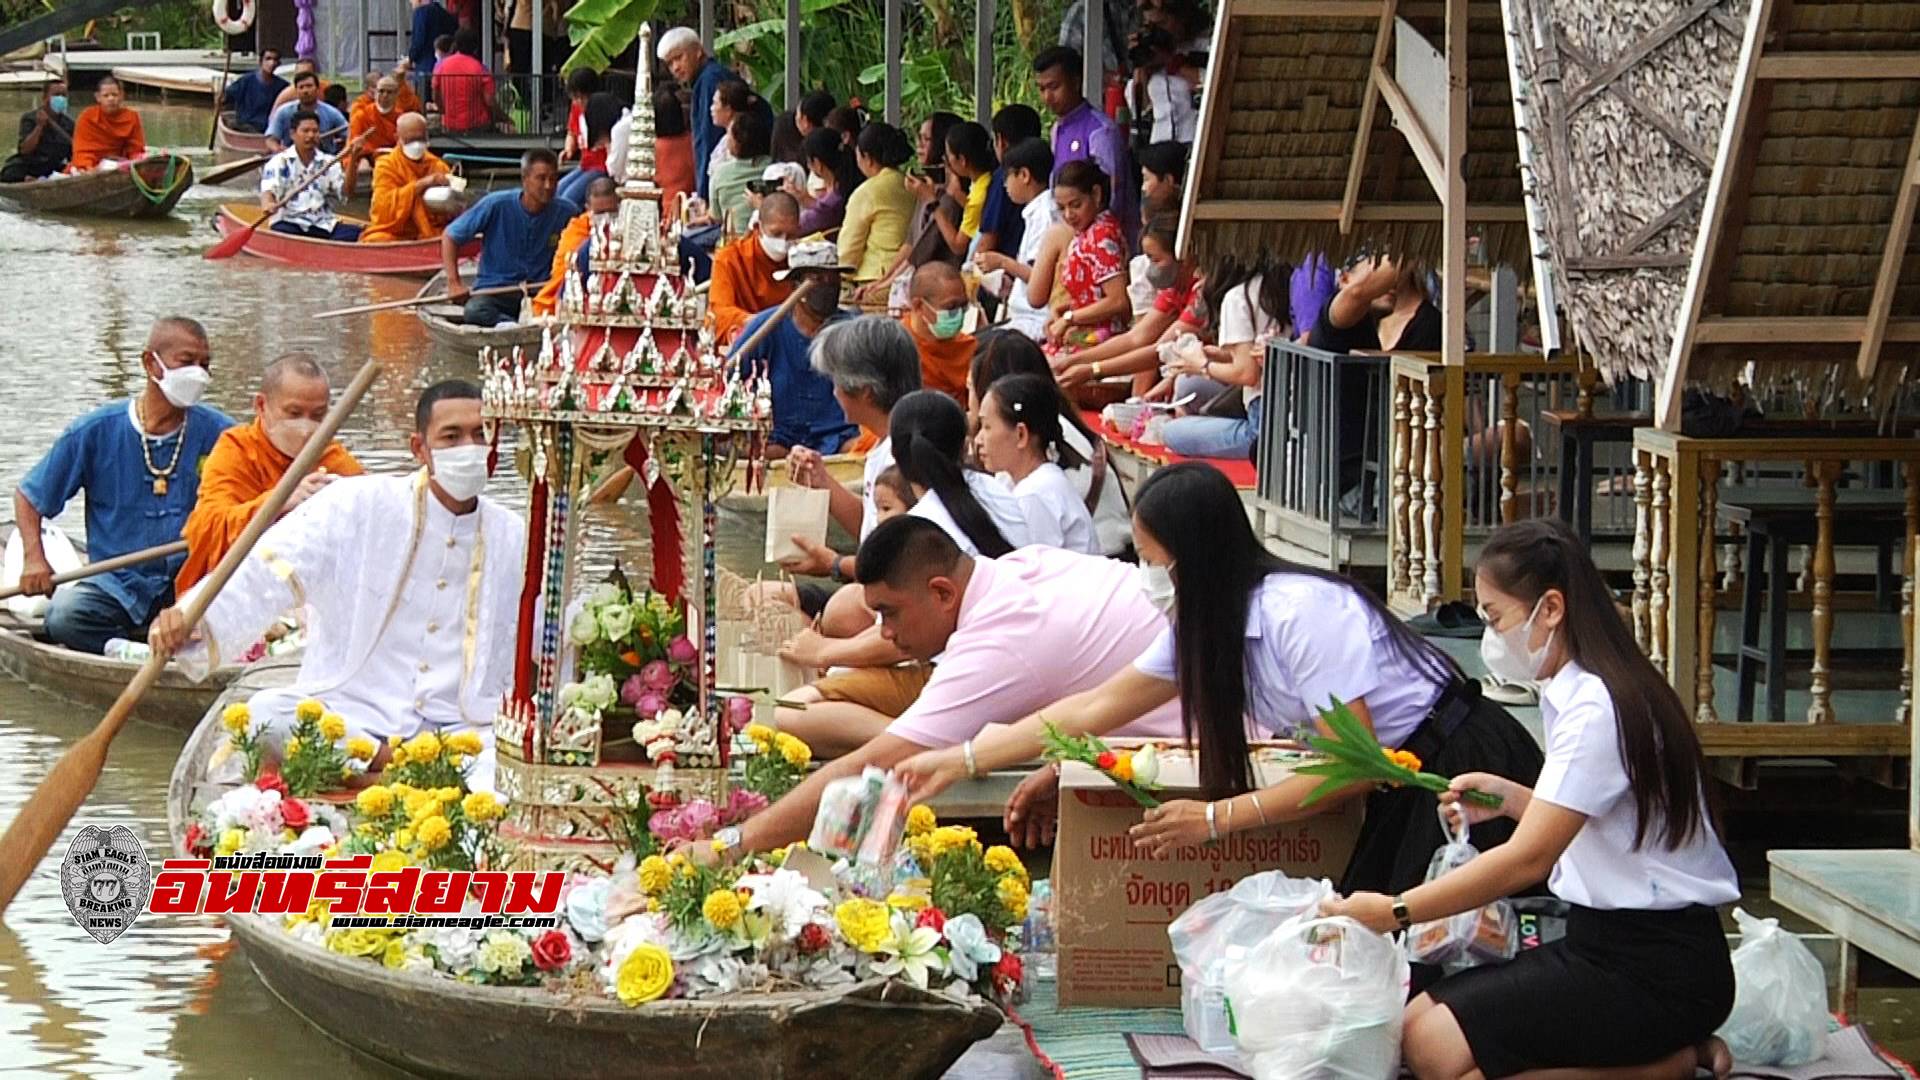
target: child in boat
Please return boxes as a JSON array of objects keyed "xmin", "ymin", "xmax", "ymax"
[{"xmin": 1323, "ymin": 517, "xmax": 1739, "ymax": 1079}]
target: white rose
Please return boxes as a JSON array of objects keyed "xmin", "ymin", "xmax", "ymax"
[
  {"xmin": 581, "ymin": 673, "xmax": 619, "ymax": 712},
  {"xmin": 1132, "ymin": 743, "xmax": 1160, "ymax": 786},
  {"xmin": 597, "ymin": 603, "xmax": 635, "ymax": 643},
  {"xmin": 589, "ymin": 583, "xmax": 622, "ymax": 609},
  {"xmin": 568, "ymin": 607, "xmax": 600, "ymax": 646}
]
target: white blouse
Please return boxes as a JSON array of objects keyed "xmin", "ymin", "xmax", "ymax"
[
  {"xmin": 1012, "ymin": 462, "xmax": 1100, "ymax": 555},
  {"xmin": 909, "ymin": 470, "xmax": 1036, "ymax": 556}
]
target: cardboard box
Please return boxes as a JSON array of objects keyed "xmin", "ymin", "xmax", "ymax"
[{"xmin": 1052, "ymin": 744, "xmax": 1362, "ymax": 1008}]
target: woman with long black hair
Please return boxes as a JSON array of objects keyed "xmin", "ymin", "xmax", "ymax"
[
  {"xmin": 889, "ymin": 390, "xmax": 1034, "ymax": 557},
  {"xmin": 1324, "ymin": 518, "xmax": 1737, "ymax": 1080},
  {"xmin": 974, "ymin": 373, "xmax": 1099, "ymax": 555},
  {"xmin": 898, "ymin": 461, "xmax": 1542, "ymax": 898}
]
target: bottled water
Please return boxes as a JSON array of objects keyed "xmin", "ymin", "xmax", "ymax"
[{"xmin": 1023, "ymin": 878, "xmax": 1056, "ymax": 979}]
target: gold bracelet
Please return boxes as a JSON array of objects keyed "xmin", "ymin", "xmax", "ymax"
[{"xmin": 1091, "ymin": 361, "xmax": 1104, "ymax": 378}]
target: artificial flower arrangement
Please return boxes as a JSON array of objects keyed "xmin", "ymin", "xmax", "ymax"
[
  {"xmin": 556, "ymin": 571, "xmax": 702, "ymax": 763},
  {"xmin": 184, "ymin": 698, "xmax": 367, "ymax": 859},
  {"xmin": 1295, "ymin": 697, "xmax": 1503, "ymax": 808},
  {"xmin": 1041, "ymin": 722, "xmax": 1163, "ymax": 808}
]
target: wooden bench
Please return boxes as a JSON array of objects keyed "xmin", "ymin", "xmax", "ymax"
[{"xmin": 1769, "ymin": 849, "xmax": 1920, "ymax": 1018}]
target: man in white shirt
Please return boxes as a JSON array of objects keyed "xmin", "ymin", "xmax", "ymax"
[
  {"xmin": 260, "ymin": 110, "xmax": 366, "ymax": 241},
  {"xmin": 975, "ymin": 138, "xmax": 1061, "ymax": 342},
  {"xmin": 151, "ymin": 381, "xmax": 526, "ymax": 791}
]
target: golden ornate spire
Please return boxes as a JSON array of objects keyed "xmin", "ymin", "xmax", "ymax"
[{"xmin": 624, "ymin": 24, "xmax": 659, "ymax": 192}]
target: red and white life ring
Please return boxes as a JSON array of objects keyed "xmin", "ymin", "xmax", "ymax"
[{"xmin": 213, "ymin": 0, "xmax": 255, "ymax": 36}]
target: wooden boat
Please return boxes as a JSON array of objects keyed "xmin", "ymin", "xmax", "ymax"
[
  {"xmin": 417, "ymin": 270, "xmax": 545, "ymax": 353},
  {"xmin": 0, "ymin": 154, "xmax": 194, "ymax": 218},
  {"xmin": 0, "ymin": 610, "xmax": 241, "ymax": 731},
  {"xmin": 213, "ymin": 204, "xmax": 475, "ymax": 277},
  {"xmin": 213, "ymin": 112, "xmax": 271, "ymax": 159},
  {"xmin": 166, "ymin": 678, "xmax": 1004, "ymax": 1079}
]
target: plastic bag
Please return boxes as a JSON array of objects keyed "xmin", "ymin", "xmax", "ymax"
[
  {"xmin": 1406, "ymin": 809, "xmax": 1515, "ymax": 968},
  {"xmin": 1169, "ymin": 872, "xmax": 1336, "ymax": 1056},
  {"xmin": 1715, "ymin": 907, "xmax": 1829, "ymax": 1066},
  {"xmin": 808, "ymin": 766, "xmax": 910, "ymax": 867},
  {"xmin": 1223, "ymin": 915, "xmax": 1409, "ymax": 1080}
]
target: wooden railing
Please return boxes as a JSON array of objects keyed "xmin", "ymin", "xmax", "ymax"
[{"xmin": 1633, "ymin": 429, "xmax": 1920, "ymax": 756}]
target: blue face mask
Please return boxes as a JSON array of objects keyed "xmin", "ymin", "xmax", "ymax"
[{"xmin": 48, "ymin": 95, "xmax": 67, "ymax": 115}]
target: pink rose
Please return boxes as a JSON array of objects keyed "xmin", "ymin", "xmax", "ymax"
[
  {"xmin": 667, "ymin": 635, "xmax": 698, "ymax": 664},
  {"xmin": 640, "ymin": 660, "xmax": 675, "ymax": 693},
  {"xmin": 721, "ymin": 788, "xmax": 768, "ymax": 824},
  {"xmin": 636, "ymin": 691, "xmax": 666, "ymax": 719},
  {"xmin": 620, "ymin": 674, "xmax": 648, "ymax": 708},
  {"xmin": 723, "ymin": 695, "xmax": 754, "ymax": 736}
]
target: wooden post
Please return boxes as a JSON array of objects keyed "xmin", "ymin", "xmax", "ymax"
[
  {"xmin": 1696, "ymin": 458, "xmax": 1720, "ymax": 724},
  {"xmin": 1668, "ymin": 446, "xmax": 1702, "ymax": 712},
  {"xmin": 1424, "ymin": 374, "xmax": 1446, "ymax": 609},
  {"xmin": 1651, "ymin": 455, "xmax": 1671, "ymax": 675},
  {"xmin": 1633, "ymin": 450, "xmax": 1653, "ymax": 650},
  {"xmin": 1406, "ymin": 379, "xmax": 1428, "ymax": 606},
  {"xmin": 1809, "ymin": 460, "xmax": 1838, "ymax": 723},
  {"xmin": 1391, "ymin": 375, "xmax": 1411, "ymax": 598},
  {"xmin": 1500, "ymin": 370, "xmax": 1521, "ymax": 524},
  {"xmin": 1901, "ymin": 461, "xmax": 1918, "ymax": 728}
]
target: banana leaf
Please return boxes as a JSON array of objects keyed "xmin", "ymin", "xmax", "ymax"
[{"xmin": 562, "ymin": 0, "xmax": 663, "ymax": 75}]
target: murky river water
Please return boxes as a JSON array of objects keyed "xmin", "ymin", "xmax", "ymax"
[{"xmin": 0, "ymin": 92, "xmax": 1916, "ymax": 1077}]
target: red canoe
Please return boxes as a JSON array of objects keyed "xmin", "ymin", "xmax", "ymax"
[
  {"xmin": 214, "ymin": 113, "xmax": 272, "ymax": 160},
  {"xmin": 213, "ymin": 204, "xmax": 475, "ymax": 277}
]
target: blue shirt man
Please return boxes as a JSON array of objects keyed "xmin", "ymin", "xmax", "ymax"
[
  {"xmin": 442, "ymin": 150, "xmax": 579, "ymax": 326},
  {"xmin": 658, "ymin": 28, "xmax": 742, "ymax": 200},
  {"xmin": 736, "ymin": 257, "xmax": 857, "ymax": 453},
  {"xmin": 268, "ymin": 97, "xmax": 347, "ymax": 153},
  {"xmin": 223, "ymin": 51, "xmax": 288, "ymax": 133},
  {"xmin": 14, "ymin": 318, "xmax": 233, "ymax": 654}
]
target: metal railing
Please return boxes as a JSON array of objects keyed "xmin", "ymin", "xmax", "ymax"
[{"xmin": 1254, "ymin": 343, "xmax": 1392, "ymax": 569}]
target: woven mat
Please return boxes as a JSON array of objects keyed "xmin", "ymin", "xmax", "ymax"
[{"xmin": 1014, "ymin": 980, "xmax": 1186, "ymax": 1079}]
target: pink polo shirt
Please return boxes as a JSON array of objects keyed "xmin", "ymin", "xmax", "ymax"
[{"xmin": 886, "ymin": 546, "xmax": 1187, "ymax": 749}]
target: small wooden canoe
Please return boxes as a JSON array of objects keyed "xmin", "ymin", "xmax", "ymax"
[
  {"xmin": 417, "ymin": 270, "xmax": 545, "ymax": 353},
  {"xmin": 0, "ymin": 610, "xmax": 241, "ymax": 731},
  {"xmin": 167, "ymin": 678, "xmax": 1003, "ymax": 1079},
  {"xmin": 213, "ymin": 204, "xmax": 475, "ymax": 277},
  {"xmin": 214, "ymin": 112, "xmax": 271, "ymax": 159},
  {"xmin": 0, "ymin": 154, "xmax": 194, "ymax": 218}
]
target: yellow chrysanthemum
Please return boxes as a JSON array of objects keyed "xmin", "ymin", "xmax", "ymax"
[
  {"xmin": 702, "ymin": 889, "xmax": 744, "ymax": 930},
  {"xmin": 638, "ymin": 855, "xmax": 672, "ymax": 896},
  {"xmin": 435, "ymin": 786, "xmax": 461, "ymax": 804},
  {"xmin": 319, "ymin": 713, "xmax": 348, "ymax": 742},
  {"xmin": 416, "ymin": 815, "xmax": 453, "ymax": 851},
  {"xmin": 905, "ymin": 804, "xmax": 937, "ymax": 837},
  {"xmin": 744, "ymin": 723, "xmax": 776, "ymax": 751},
  {"xmin": 461, "ymin": 791, "xmax": 502, "ymax": 822},
  {"xmin": 984, "ymin": 845, "xmax": 1026, "ymax": 880},
  {"xmin": 775, "ymin": 732, "xmax": 811, "ymax": 769},
  {"xmin": 402, "ymin": 731, "xmax": 442, "ymax": 764},
  {"xmin": 326, "ymin": 928, "xmax": 390, "ymax": 957},
  {"xmin": 355, "ymin": 786, "xmax": 394, "ymax": 817},
  {"xmin": 679, "ymin": 861, "xmax": 697, "ymax": 879},
  {"xmin": 215, "ymin": 828, "xmax": 247, "ymax": 857},
  {"xmin": 615, "ymin": 944, "xmax": 674, "ymax": 1006},
  {"xmin": 926, "ymin": 825, "xmax": 980, "ymax": 860},
  {"xmin": 370, "ymin": 849, "xmax": 411, "ymax": 874},
  {"xmin": 295, "ymin": 699, "xmax": 324, "ymax": 723},
  {"xmin": 394, "ymin": 828, "xmax": 415, "ymax": 850},
  {"xmin": 284, "ymin": 737, "xmax": 302, "ymax": 757},
  {"xmin": 835, "ymin": 898, "xmax": 893, "ymax": 953},
  {"xmin": 997, "ymin": 876, "xmax": 1030, "ymax": 923},
  {"xmin": 667, "ymin": 852, "xmax": 687, "ymax": 868},
  {"xmin": 220, "ymin": 703, "xmax": 251, "ymax": 737},
  {"xmin": 886, "ymin": 892, "xmax": 929, "ymax": 912},
  {"xmin": 344, "ymin": 736, "xmax": 377, "ymax": 762},
  {"xmin": 445, "ymin": 731, "xmax": 484, "ymax": 756}
]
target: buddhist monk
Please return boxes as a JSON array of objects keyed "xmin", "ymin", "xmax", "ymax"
[
  {"xmin": 176, "ymin": 353, "xmax": 363, "ymax": 594},
  {"xmin": 532, "ymin": 175, "xmax": 620, "ymax": 316},
  {"xmin": 904, "ymin": 260, "xmax": 975, "ymax": 401},
  {"xmin": 708, "ymin": 190, "xmax": 799, "ymax": 345},
  {"xmin": 67, "ymin": 76, "xmax": 144, "ymax": 172},
  {"xmin": 343, "ymin": 72, "xmax": 425, "ymax": 197},
  {"xmin": 358, "ymin": 112, "xmax": 455, "ymax": 244}
]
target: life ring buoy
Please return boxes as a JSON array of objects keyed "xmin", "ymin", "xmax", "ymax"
[{"xmin": 213, "ymin": 0, "xmax": 254, "ymax": 36}]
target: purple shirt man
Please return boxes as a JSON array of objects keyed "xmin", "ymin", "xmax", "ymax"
[{"xmin": 1036, "ymin": 46, "xmax": 1136, "ymax": 245}]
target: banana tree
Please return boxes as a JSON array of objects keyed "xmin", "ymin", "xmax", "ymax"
[{"xmin": 563, "ymin": 0, "xmax": 667, "ymax": 75}]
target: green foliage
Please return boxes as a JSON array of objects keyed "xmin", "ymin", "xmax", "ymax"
[
  {"xmin": 280, "ymin": 710, "xmax": 352, "ymax": 799},
  {"xmin": 1294, "ymin": 698, "xmax": 1505, "ymax": 809},
  {"xmin": 562, "ymin": 0, "xmax": 665, "ymax": 76}
]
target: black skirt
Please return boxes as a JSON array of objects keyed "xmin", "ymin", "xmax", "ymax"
[{"xmin": 1426, "ymin": 903, "xmax": 1735, "ymax": 1077}]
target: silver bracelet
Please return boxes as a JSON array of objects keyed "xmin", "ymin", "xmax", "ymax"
[
  {"xmin": 1250, "ymin": 791, "xmax": 1268, "ymax": 826},
  {"xmin": 963, "ymin": 738, "xmax": 979, "ymax": 780},
  {"xmin": 1205, "ymin": 800, "xmax": 1219, "ymax": 842}
]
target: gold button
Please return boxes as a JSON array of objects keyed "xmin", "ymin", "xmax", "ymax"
[
  {"xmin": 435, "ymin": 579, "xmax": 447, "ymax": 589},
  {"xmin": 427, "ymin": 621, "xmax": 440, "ymax": 633},
  {"xmin": 418, "ymin": 661, "xmax": 430, "ymax": 673},
  {"xmin": 446, "ymin": 537, "xmax": 457, "ymax": 548}
]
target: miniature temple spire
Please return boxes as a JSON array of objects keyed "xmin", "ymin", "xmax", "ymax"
[{"xmin": 625, "ymin": 24, "xmax": 660, "ymax": 191}]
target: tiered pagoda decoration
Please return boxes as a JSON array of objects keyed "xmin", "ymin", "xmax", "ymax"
[{"xmin": 480, "ymin": 25, "xmax": 773, "ymax": 871}]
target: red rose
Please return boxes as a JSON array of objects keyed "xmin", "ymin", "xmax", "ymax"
[
  {"xmin": 992, "ymin": 952, "xmax": 1023, "ymax": 996},
  {"xmin": 254, "ymin": 770, "xmax": 288, "ymax": 797},
  {"xmin": 184, "ymin": 821, "xmax": 208, "ymax": 855},
  {"xmin": 796, "ymin": 922, "xmax": 832, "ymax": 955},
  {"xmin": 531, "ymin": 930, "xmax": 572, "ymax": 972},
  {"xmin": 916, "ymin": 907, "xmax": 946, "ymax": 934},
  {"xmin": 280, "ymin": 798, "xmax": 311, "ymax": 831},
  {"xmin": 1094, "ymin": 751, "xmax": 1117, "ymax": 771}
]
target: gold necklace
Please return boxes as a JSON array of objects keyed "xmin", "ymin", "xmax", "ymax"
[{"xmin": 135, "ymin": 397, "xmax": 186, "ymax": 496}]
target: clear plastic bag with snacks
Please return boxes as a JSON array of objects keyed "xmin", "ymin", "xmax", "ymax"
[
  {"xmin": 1223, "ymin": 915, "xmax": 1409, "ymax": 1080},
  {"xmin": 1169, "ymin": 872, "xmax": 1336, "ymax": 1057},
  {"xmin": 808, "ymin": 767, "xmax": 911, "ymax": 868},
  {"xmin": 1716, "ymin": 907, "xmax": 1829, "ymax": 1066},
  {"xmin": 1406, "ymin": 808, "xmax": 1516, "ymax": 969}
]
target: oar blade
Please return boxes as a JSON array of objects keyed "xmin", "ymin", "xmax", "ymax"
[
  {"xmin": 0, "ymin": 728, "xmax": 111, "ymax": 912},
  {"xmin": 203, "ymin": 221, "xmax": 254, "ymax": 261}
]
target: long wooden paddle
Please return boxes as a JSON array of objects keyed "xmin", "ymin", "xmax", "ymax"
[
  {"xmin": 204, "ymin": 135, "xmax": 362, "ymax": 260},
  {"xmin": 207, "ymin": 45, "xmax": 231, "ymax": 152},
  {"xmin": 587, "ymin": 279, "xmax": 819, "ymax": 505},
  {"xmin": 0, "ymin": 540, "xmax": 187, "ymax": 604},
  {"xmin": 313, "ymin": 282, "xmax": 530, "ymax": 319},
  {"xmin": 0, "ymin": 359, "xmax": 382, "ymax": 914},
  {"xmin": 198, "ymin": 123, "xmax": 350, "ymax": 187}
]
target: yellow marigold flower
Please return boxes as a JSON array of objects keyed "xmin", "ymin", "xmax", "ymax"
[
  {"xmin": 679, "ymin": 861, "xmax": 697, "ymax": 879},
  {"xmin": 284, "ymin": 737, "xmax": 302, "ymax": 757},
  {"xmin": 220, "ymin": 703, "xmax": 252, "ymax": 737},
  {"xmin": 1110, "ymin": 753, "xmax": 1134, "ymax": 784},
  {"xmin": 403, "ymin": 731, "xmax": 442, "ymax": 764},
  {"xmin": 416, "ymin": 815, "xmax": 453, "ymax": 851},
  {"xmin": 646, "ymin": 898, "xmax": 662, "ymax": 913},
  {"xmin": 886, "ymin": 892, "xmax": 929, "ymax": 912},
  {"xmin": 905, "ymin": 804, "xmax": 937, "ymax": 837},
  {"xmin": 702, "ymin": 889, "xmax": 744, "ymax": 929},
  {"xmin": 926, "ymin": 825, "xmax": 979, "ymax": 860},
  {"xmin": 997, "ymin": 876, "xmax": 1030, "ymax": 923},
  {"xmin": 326, "ymin": 928, "xmax": 390, "ymax": 958},
  {"xmin": 445, "ymin": 731, "xmax": 484, "ymax": 756},
  {"xmin": 435, "ymin": 786, "xmax": 461, "ymax": 804},
  {"xmin": 1386, "ymin": 748, "xmax": 1423, "ymax": 773},
  {"xmin": 388, "ymin": 782, "xmax": 415, "ymax": 797},
  {"xmin": 389, "ymin": 745, "xmax": 409, "ymax": 767},
  {"xmin": 295, "ymin": 699, "xmax": 324, "ymax": 723},
  {"xmin": 775, "ymin": 732, "xmax": 812, "ymax": 769},
  {"xmin": 834, "ymin": 898, "xmax": 892, "ymax": 953},
  {"xmin": 984, "ymin": 845, "xmax": 1025, "ymax": 880},
  {"xmin": 462, "ymin": 791, "xmax": 502, "ymax": 823},
  {"xmin": 394, "ymin": 828, "xmax": 415, "ymax": 850},
  {"xmin": 215, "ymin": 828, "xmax": 247, "ymax": 857},
  {"xmin": 344, "ymin": 736, "xmax": 377, "ymax": 762},
  {"xmin": 615, "ymin": 944, "xmax": 674, "ymax": 1006},
  {"xmin": 638, "ymin": 855, "xmax": 673, "ymax": 896},
  {"xmin": 744, "ymin": 723, "xmax": 775, "ymax": 751},
  {"xmin": 369, "ymin": 849, "xmax": 411, "ymax": 874},
  {"xmin": 355, "ymin": 785, "xmax": 394, "ymax": 817},
  {"xmin": 667, "ymin": 852, "xmax": 687, "ymax": 868},
  {"xmin": 319, "ymin": 713, "xmax": 348, "ymax": 742},
  {"xmin": 403, "ymin": 790, "xmax": 438, "ymax": 822},
  {"xmin": 382, "ymin": 940, "xmax": 421, "ymax": 970}
]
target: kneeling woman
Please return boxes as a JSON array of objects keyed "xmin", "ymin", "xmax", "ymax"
[
  {"xmin": 1324, "ymin": 518, "xmax": 1737, "ymax": 1080},
  {"xmin": 897, "ymin": 461, "xmax": 1542, "ymax": 900}
]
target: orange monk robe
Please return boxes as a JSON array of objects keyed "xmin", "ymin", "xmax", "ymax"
[
  {"xmin": 909, "ymin": 322, "xmax": 976, "ymax": 402},
  {"xmin": 344, "ymin": 102, "xmax": 398, "ymax": 193},
  {"xmin": 67, "ymin": 106, "xmax": 145, "ymax": 172},
  {"xmin": 357, "ymin": 148, "xmax": 454, "ymax": 243},
  {"xmin": 709, "ymin": 231, "xmax": 794, "ymax": 345},
  {"xmin": 532, "ymin": 211, "xmax": 592, "ymax": 316},
  {"xmin": 175, "ymin": 418, "xmax": 364, "ymax": 593}
]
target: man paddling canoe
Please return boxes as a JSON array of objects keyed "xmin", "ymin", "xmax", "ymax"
[
  {"xmin": 439, "ymin": 148, "xmax": 577, "ymax": 327},
  {"xmin": 13, "ymin": 318, "xmax": 233, "ymax": 654}
]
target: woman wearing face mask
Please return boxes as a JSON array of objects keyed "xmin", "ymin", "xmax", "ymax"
[
  {"xmin": 791, "ymin": 128, "xmax": 861, "ymax": 236},
  {"xmin": 973, "ymin": 373, "xmax": 1099, "ymax": 555},
  {"xmin": 1324, "ymin": 518, "xmax": 1737, "ymax": 1080},
  {"xmin": 889, "ymin": 390, "xmax": 1034, "ymax": 557},
  {"xmin": 897, "ymin": 463, "xmax": 1542, "ymax": 908},
  {"xmin": 1053, "ymin": 213, "xmax": 1202, "ymax": 395}
]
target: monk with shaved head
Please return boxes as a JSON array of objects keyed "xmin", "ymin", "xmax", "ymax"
[
  {"xmin": 359, "ymin": 111, "xmax": 456, "ymax": 243},
  {"xmin": 344, "ymin": 71, "xmax": 423, "ymax": 197},
  {"xmin": 66, "ymin": 75, "xmax": 144, "ymax": 172},
  {"xmin": 905, "ymin": 260, "xmax": 975, "ymax": 401}
]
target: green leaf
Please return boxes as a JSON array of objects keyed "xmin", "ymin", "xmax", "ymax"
[
  {"xmin": 561, "ymin": 0, "xmax": 662, "ymax": 75},
  {"xmin": 1297, "ymin": 776, "xmax": 1353, "ymax": 808},
  {"xmin": 714, "ymin": 17, "xmax": 784, "ymax": 50}
]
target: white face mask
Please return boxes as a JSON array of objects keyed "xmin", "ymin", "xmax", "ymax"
[
  {"xmin": 430, "ymin": 444, "xmax": 490, "ymax": 502},
  {"xmin": 151, "ymin": 359, "xmax": 211, "ymax": 408},
  {"xmin": 1479, "ymin": 598, "xmax": 1553, "ymax": 683},
  {"xmin": 402, "ymin": 140, "xmax": 428, "ymax": 161},
  {"xmin": 807, "ymin": 172, "xmax": 829, "ymax": 196},
  {"xmin": 759, "ymin": 233, "xmax": 790, "ymax": 262},
  {"xmin": 265, "ymin": 416, "xmax": 319, "ymax": 458},
  {"xmin": 1138, "ymin": 562, "xmax": 1176, "ymax": 616}
]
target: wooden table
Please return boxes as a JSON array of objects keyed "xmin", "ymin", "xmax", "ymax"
[
  {"xmin": 1770, "ymin": 849, "xmax": 1920, "ymax": 1018},
  {"xmin": 1540, "ymin": 410, "xmax": 1647, "ymax": 543},
  {"xmin": 1718, "ymin": 485, "xmax": 1905, "ymax": 722}
]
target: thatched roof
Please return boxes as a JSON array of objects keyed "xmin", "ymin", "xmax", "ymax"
[{"xmin": 1180, "ymin": 1, "xmax": 1528, "ymax": 274}]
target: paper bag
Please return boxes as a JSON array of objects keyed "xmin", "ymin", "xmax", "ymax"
[{"xmin": 765, "ymin": 486, "xmax": 830, "ymax": 564}]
